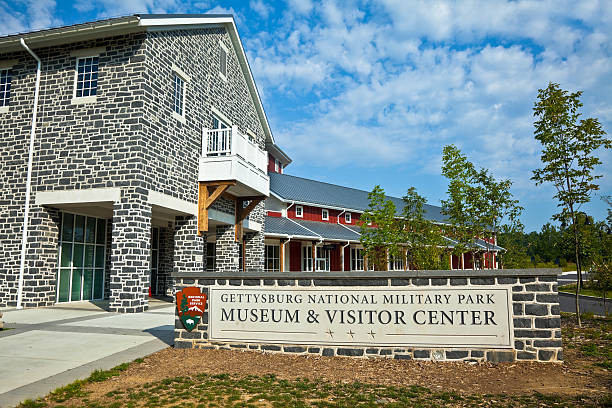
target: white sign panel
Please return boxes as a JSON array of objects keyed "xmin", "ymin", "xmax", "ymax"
[{"xmin": 209, "ymin": 286, "xmax": 513, "ymax": 348}]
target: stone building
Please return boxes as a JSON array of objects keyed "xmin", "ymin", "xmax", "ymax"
[{"xmin": 0, "ymin": 14, "xmax": 286, "ymax": 312}]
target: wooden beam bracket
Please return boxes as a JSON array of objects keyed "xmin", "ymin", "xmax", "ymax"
[
  {"xmin": 197, "ymin": 181, "xmax": 236, "ymax": 235},
  {"xmin": 235, "ymin": 196, "xmax": 265, "ymax": 242}
]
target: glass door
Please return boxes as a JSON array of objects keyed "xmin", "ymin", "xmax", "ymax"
[
  {"xmin": 150, "ymin": 227, "xmax": 159, "ymax": 295},
  {"xmin": 57, "ymin": 213, "xmax": 106, "ymax": 302}
]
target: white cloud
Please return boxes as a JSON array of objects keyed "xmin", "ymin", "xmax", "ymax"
[
  {"xmin": 250, "ymin": 0, "xmax": 271, "ymax": 19},
  {"xmin": 247, "ymin": 0, "xmax": 611, "ymax": 200}
]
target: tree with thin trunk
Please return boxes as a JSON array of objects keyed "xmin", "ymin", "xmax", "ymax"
[
  {"xmin": 360, "ymin": 185, "xmax": 403, "ymax": 271},
  {"xmin": 531, "ymin": 82, "xmax": 610, "ymax": 327},
  {"xmin": 441, "ymin": 145, "xmax": 522, "ymax": 269},
  {"xmin": 402, "ymin": 187, "xmax": 447, "ymax": 270}
]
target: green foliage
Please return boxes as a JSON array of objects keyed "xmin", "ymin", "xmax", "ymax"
[
  {"xmin": 359, "ymin": 185, "xmax": 403, "ymax": 270},
  {"xmin": 532, "ymin": 82, "xmax": 610, "ymax": 324},
  {"xmin": 532, "ymin": 83, "xmax": 610, "ymax": 225},
  {"xmin": 402, "ymin": 187, "xmax": 448, "ymax": 270},
  {"xmin": 441, "ymin": 145, "xmax": 523, "ymax": 269}
]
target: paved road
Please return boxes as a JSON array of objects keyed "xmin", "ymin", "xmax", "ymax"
[
  {"xmin": 557, "ymin": 271, "xmax": 592, "ymax": 286},
  {"xmin": 559, "ymin": 292, "xmax": 611, "ymax": 316},
  {"xmin": 0, "ymin": 299, "xmax": 174, "ymax": 408}
]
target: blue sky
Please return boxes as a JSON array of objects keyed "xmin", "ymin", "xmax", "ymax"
[{"xmin": 2, "ymin": 0, "xmax": 611, "ymax": 232}]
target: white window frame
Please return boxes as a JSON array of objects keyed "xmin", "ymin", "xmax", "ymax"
[
  {"xmin": 219, "ymin": 41, "xmax": 228, "ymax": 81},
  {"xmin": 0, "ymin": 63, "xmax": 13, "ymax": 113},
  {"xmin": 172, "ymin": 64, "xmax": 190, "ymax": 124},
  {"xmin": 345, "ymin": 212, "xmax": 351, "ymax": 223},
  {"xmin": 302, "ymin": 244, "xmax": 313, "ymax": 271},
  {"xmin": 322, "ymin": 209, "xmax": 329, "ymax": 221},
  {"xmin": 295, "ymin": 205, "xmax": 303, "ymax": 218},
  {"xmin": 265, "ymin": 244, "xmax": 280, "ymax": 272},
  {"xmin": 351, "ymin": 248, "xmax": 364, "ymax": 271},
  {"xmin": 72, "ymin": 55, "xmax": 100, "ymax": 105}
]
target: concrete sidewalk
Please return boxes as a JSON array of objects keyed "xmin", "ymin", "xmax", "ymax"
[{"xmin": 0, "ymin": 299, "xmax": 174, "ymax": 408}]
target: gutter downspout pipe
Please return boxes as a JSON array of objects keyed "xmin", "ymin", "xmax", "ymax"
[{"xmin": 16, "ymin": 38, "xmax": 42, "ymax": 309}]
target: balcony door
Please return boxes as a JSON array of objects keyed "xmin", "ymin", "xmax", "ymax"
[{"xmin": 208, "ymin": 115, "xmax": 230, "ymax": 156}]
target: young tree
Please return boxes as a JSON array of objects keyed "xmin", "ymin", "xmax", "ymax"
[
  {"xmin": 441, "ymin": 145, "xmax": 480, "ymax": 268},
  {"xmin": 359, "ymin": 185, "xmax": 403, "ymax": 270},
  {"xmin": 531, "ymin": 82, "xmax": 610, "ymax": 326},
  {"xmin": 442, "ymin": 145, "xmax": 523, "ymax": 269},
  {"xmin": 401, "ymin": 187, "xmax": 447, "ymax": 270}
]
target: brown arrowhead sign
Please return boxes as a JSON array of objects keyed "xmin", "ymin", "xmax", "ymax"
[{"xmin": 176, "ymin": 287, "xmax": 207, "ymax": 332}]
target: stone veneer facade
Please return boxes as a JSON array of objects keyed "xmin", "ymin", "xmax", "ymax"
[
  {"xmin": 172, "ymin": 269, "xmax": 563, "ymax": 363},
  {"xmin": 0, "ymin": 24, "xmax": 266, "ymax": 310}
]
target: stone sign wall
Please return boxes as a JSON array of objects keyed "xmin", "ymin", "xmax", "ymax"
[{"xmin": 172, "ymin": 269, "xmax": 562, "ymax": 363}]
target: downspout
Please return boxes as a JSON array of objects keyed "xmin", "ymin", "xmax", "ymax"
[
  {"xmin": 282, "ymin": 237, "xmax": 291, "ymax": 272},
  {"xmin": 16, "ymin": 38, "xmax": 42, "ymax": 309},
  {"xmin": 340, "ymin": 242, "xmax": 350, "ymax": 272}
]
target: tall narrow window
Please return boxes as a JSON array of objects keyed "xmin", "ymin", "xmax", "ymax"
[
  {"xmin": 321, "ymin": 209, "xmax": 329, "ymax": 221},
  {"xmin": 295, "ymin": 205, "xmax": 303, "ymax": 218},
  {"xmin": 345, "ymin": 212, "xmax": 351, "ymax": 223},
  {"xmin": 219, "ymin": 42, "xmax": 228, "ymax": 79},
  {"xmin": 151, "ymin": 227, "xmax": 159, "ymax": 295},
  {"xmin": 75, "ymin": 56, "xmax": 99, "ymax": 98},
  {"xmin": 206, "ymin": 243, "xmax": 216, "ymax": 271},
  {"xmin": 172, "ymin": 74, "xmax": 184, "ymax": 116},
  {"xmin": 265, "ymin": 245, "xmax": 280, "ymax": 272},
  {"xmin": 302, "ymin": 245, "xmax": 312, "ymax": 271},
  {"xmin": 351, "ymin": 248, "xmax": 364, "ymax": 271},
  {"xmin": 0, "ymin": 68, "xmax": 11, "ymax": 107}
]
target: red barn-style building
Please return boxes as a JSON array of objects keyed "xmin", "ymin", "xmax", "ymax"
[{"xmin": 253, "ymin": 147, "xmax": 503, "ymax": 273}]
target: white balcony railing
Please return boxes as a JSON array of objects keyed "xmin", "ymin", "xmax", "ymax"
[
  {"xmin": 202, "ymin": 126, "xmax": 268, "ymax": 174},
  {"xmin": 199, "ymin": 125, "xmax": 269, "ymax": 197}
]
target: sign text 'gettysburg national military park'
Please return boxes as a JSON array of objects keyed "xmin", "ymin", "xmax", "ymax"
[{"xmin": 209, "ymin": 287, "xmax": 513, "ymax": 348}]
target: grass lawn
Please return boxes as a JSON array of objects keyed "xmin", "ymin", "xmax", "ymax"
[
  {"xmin": 18, "ymin": 315, "xmax": 611, "ymax": 408},
  {"xmin": 558, "ymin": 283, "xmax": 610, "ymax": 299}
]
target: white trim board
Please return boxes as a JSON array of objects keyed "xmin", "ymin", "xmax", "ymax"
[{"xmin": 35, "ymin": 188, "xmax": 122, "ymax": 205}]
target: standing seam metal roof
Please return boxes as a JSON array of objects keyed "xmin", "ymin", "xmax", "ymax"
[{"xmin": 269, "ymin": 172, "xmax": 448, "ymax": 224}]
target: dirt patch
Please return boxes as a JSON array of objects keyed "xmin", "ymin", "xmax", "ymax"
[
  {"xmin": 31, "ymin": 316, "xmax": 611, "ymax": 407},
  {"xmin": 78, "ymin": 346, "xmax": 609, "ymax": 399}
]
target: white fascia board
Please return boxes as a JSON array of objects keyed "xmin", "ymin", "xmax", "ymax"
[
  {"xmin": 35, "ymin": 188, "xmax": 122, "ymax": 205},
  {"xmin": 209, "ymin": 208, "xmax": 262, "ymax": 232},
  {"xmin": 148, "ymin": 190, "xmax": 196, "ymax": 215}
]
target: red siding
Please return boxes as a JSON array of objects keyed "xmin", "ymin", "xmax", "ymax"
[
  {"xmin": 267, "ymin": 211, "xmax": 282, "ymax": 217},
  {"xmin": 330, "ymin": 245, "xmax": 341, "ymax": 271},
  {"xmin": 344, "ymin": 246, "xmax": 350, "ymax": 271},
  {"xmin": 287, "ymin": 204, "xmax": 362, "ymax": 224},
  {"xmin": 290, "ymin": 241, "xmax": 301, "ymax": 272},
  {"xmin": 267, "ymin": 154, "xmax": 276, "ymax": 173}
]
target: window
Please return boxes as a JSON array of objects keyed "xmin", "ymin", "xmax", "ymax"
[
  {"xmin": 265, "ymin": 245, "xmax": 280, "ymax": 272},
  {"xmin": 206, "ymin": 243, "xmax": 216, "ymax": 271},
  {"xmin": 315, "ymin": 246, "xmax": 330, "ymax": 271},
  {"xmin": 275, "ymin": 159, "xmax": 281, "ymax": 173},
  {"xmin": 57, "ymin": 213, "xmax": 106, "ymax": 302},
  {"xmin": 0, "ymin": 68, "xmax": 11, "ymax": 107},
  {"xmin": 172, "ymin": 74, "xmax": 185, "ymax": 116},
  {"xmin": 295, "ymin": 205, "xmax": 303, "ymax": 218},
  {"xmin": 351, "ymin": 248, "xmax": 364, "ymax": 271},
  {"xmin": 389, "ymin": 253, "xmax": 404, "ymax": 271},
  {"xmin": 151, "ymin": 227, "xmax": 159, "ymax": 295},
  {"xmin": 74, "ymin": 56, "xmax": 98, "ymax": 98},
  {"xmin": 345, "ymin": 212, "xmax": 351, "ymax": 223},
  {"xmin": 219, "ymin": 42, "xmax": 228, "ymax": 79},
  {"xmin": 322, "ymin": 209, "xmax": 329, "ymax": 221},
  {"xmin": 302, "ymin": 245, "xmax": 312, "ymax": 271}
]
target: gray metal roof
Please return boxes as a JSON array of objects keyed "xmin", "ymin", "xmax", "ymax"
[
  {"xmin": 269, "ymin": 173, "xmax": 448, "ymax": 223},
  {"xmin": 264, "ymin": 216, "xmax": 318, "ymax": 238},
  {"xmin": 264, "ymin": 216, "xmax": 361, "ymax": 242}
]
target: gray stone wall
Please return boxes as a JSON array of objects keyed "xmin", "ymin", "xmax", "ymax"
[
  {"xmin": 172, "ymin": 272, "xmax": 563, "ymax": 363},
  {"xmin": 0, "ymin": 25, "xmax": 269, "ymax": 308},
  {"xmin": 0, "ymin": 33, "xmax": 147, "ymax": 308},
  {"xmin": 215, "ymin": 225, "xmax": 238, "ymax": 272}
]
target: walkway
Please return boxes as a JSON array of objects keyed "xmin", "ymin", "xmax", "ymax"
[{"xmin": 0, "ymin": 298, "xmax": 174, "ymax": 408}]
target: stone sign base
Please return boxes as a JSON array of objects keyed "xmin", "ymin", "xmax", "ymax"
[{"xmin": 172, "ymin": 270, "xmax": 562, "ymax": 363}]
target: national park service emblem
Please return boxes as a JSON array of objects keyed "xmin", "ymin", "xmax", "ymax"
[{"xmin": 176, "ymin": 287, "xmax": 207, "ymax": 332}]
